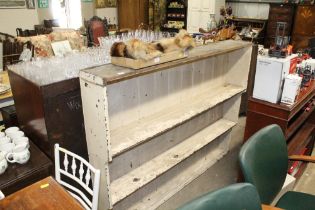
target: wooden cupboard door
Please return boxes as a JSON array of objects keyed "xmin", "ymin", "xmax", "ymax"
[
  {"xmin": 117, "ymin": 0, "xmax": 148, "ymax": 30},
  {"xmin": 118, "ymin": 0, "xmax": 137, "ymax": 29},
  {"xmin": 292, "ymin": 5, "xmax": 315, "ymax": 51}
]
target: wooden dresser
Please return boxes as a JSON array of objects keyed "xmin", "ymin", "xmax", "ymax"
[
  {"xmin": 264, "ymin": 4, "xmax": 295, "ymax": 48},
  {"xmin": 245, "ymin": 81, "xmax": 315, "ymax": 177},
  {"xmin": 291, "ymin": 5, "xmax": 315, "ymax": 52}
]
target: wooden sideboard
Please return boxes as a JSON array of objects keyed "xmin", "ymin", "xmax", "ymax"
[{"xmin": 244, "ymin": 81, "xmax": 315, "ymax": 177}]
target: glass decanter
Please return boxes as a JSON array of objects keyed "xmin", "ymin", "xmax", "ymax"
[{"xmin": 207, "ymin": 14, "xmax": 217, "ymax": 31}]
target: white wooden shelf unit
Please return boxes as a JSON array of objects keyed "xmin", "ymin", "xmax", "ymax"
[{"xmin": 79, "ymin": 40, "xmax": 252, "ymax": 210}]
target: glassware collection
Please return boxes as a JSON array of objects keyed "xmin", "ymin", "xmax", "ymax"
[{"xmin": 10, "ymin": 30, "xmax": 174, "ymax": 86}]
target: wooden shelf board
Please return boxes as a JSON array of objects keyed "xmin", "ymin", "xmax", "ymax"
[
  {"xmin": 288, "ymin": 123, "xmax": 315, "ymax": 155},
  {"xmin": 110, "ymin": 119, "xmax": 236, "ymax": 205},
  {"xmin": 286, "ymin": 104, "xmax": 315, "ymax": 139},
  {"xmin": 125, "ymin": 147, "xmax": 227, "ymax": 210},
  {"xmin": 110, "ymin": 84, "xmax": 244, "ymax": 157}
]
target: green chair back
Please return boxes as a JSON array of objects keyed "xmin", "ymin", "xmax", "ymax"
[
  {"xmin": 239, "ymin": 124, "xmax": 288, "ymax": 204},
  {"xmin": 177, "ymin": 183, "xmax": 262, "ymax": 210}
]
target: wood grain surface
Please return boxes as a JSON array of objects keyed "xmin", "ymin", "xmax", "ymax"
[
  {"xmin": 0, "ymin": 71, "xmax": 13, "ymax": 100},
  {"xmin": 262, "ymin": 204, "xmax": 284, "ymax": 210},
  {"xmin": 0, "ymin": 176, "xmax": 84, "ymax": 210}
]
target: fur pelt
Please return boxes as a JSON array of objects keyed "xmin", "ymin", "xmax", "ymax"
[{"xmin": 110, "ymin": 30, "xmax": 195, "ymax": 60}]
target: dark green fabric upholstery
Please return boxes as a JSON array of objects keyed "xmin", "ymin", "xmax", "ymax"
[
  {"xmin": 276, "ymin": 191, "xmax": 315, "ymax": 210},
  {"xmin": 239, "ymin": 124, "xmax": 288, "ymax": 204},
  {"xmin": 177, "ymin": 183, "xmax": 262, "ymax": 210},
  {"xmin": 239, "ymin": 124, "xmax": 315, "ymax": 209}
]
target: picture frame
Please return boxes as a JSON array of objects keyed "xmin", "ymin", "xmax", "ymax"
[
  {"xmin": 0, "ymin": 0, "xmax": 26, "ymax": 9},
  {"xmin": 51, "ymin": 40, "xmax": 73, "ymax": 57},
  {"xmin": 26, "ymin": 0, "xmax": 35, "ymax": 9},
  {"xmin": 38, "ymin": 0, "xmax": 48, "ymax": 8},
  {"xmin": 95, "ymin": 0, "xmax": 116, "ymax": 8}
]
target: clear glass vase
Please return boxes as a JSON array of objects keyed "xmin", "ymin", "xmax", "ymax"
[{"xmin": 207, "ymin": 14, "xmax": 217, "ymax": 31}]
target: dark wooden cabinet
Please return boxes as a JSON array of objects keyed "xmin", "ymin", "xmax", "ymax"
[
  {"xmin": 8, "ymin": 70, "xmax": 88, "ymax": 161},
  {"xmin": 264, "ymin": 4, "xmax": 295, "ymax": 48},
  {"xmin": 117, "ymin": 0, "xmax": 149, "ymax": 30},
  {"xmin": 244, "ymin": 81, "xmax": 315, "ymax": 177},
  {"xmin": 291, "ymin": 5, "xmax": 315, "ymax": 52}
]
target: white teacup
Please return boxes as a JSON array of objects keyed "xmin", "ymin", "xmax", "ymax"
[
  {"xmin": 0, "ymin": 152, "xmax": 8, "ymax": 174},
  {"xmin": 0, "ymin": 132, "xmax": 5, "ymax": 138},
  {"xmin": 8, "ymin": 131, "xmax": 24, "ymax": 140},
  {"xmin": 0, "ymin": 143, "xmax": 15, "ymax": 156},
  {"xmin": 0, "ymin": 137, "xmax": 11, "ymax": 145},
  {"xmin": 5, "ymin": 127, "xmax": 19, "ymax": 135},
  {"xmin": 13, "ymin": 143, "xmax": 29, "ymax": 152},
  {"xmin": 13, "ymin": 137, "xmax": 29, "ymax": 146},
  {"xmin": 6, "ymin": 149, "xmax": 30, "ymax": 164}
]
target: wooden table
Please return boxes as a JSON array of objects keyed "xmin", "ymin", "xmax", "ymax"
[
  {"xmin": 0, "ymin": 71, "xmax": 14, "ymax": 108},
  {"xmin": 0, "ymin": 176, "xmax": 84, "ymax": 210}
]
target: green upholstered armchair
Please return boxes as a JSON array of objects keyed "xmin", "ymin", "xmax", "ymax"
[
  {"xmin": 177, "ymin": 183, "xmax": 263, "ymax": 210},
  {"xmin": 239, "ymin": 124, "xmax": 315, "ymax": 210}
]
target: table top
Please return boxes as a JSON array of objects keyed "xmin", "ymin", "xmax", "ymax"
[
  {"xmin": 0, "ymin": 176, "xmax": 84, "ymax": 210},
  {"xmin": 0, "ymin": 71, "xmax": 13, "ymax": 100}
]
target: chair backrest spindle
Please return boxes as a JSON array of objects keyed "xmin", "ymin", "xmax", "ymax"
[
  {"xmin": 71, "ymin": 156, "xmax": 76, "ymax": 176},
  {"xmin": 54, "ymin": 144, "xmax": 100, "ymax": 210},
  {"xmin": 64, "ymin": 153, "xmax": 69, "ymax": 172}
]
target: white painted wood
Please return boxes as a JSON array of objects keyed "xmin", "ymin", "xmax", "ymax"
[
  {"xmin": 109, "ymin": 104, "xmax": 223, "ymax": 181},
  {"xmin": 188, "ymin": 0, "xmax": 226, "ymax": 33},
  {"xmin": 117, "ymin": 133, "xmax": 232, "ymax": 210},
  {"xmin": 79, "ymin": 41, "xmax": 252, "ymax": 209},
  {"xmin": 227, "ymin": 2, "xmax": 269, "ymax": 19},
  {"xmin": 225, "ymin": 47, "xmax": 253, "ymax": 88},
  {"xmin": 54, "ymin": 144, "xmax": 101, "ymax": 210},
  {"xmin": 79, "ymin": 80, "xmax": 113, "ymax": 209},
  {"xmin": 110, "ymin": 119, "xmax": 236, "ymax": 205},
  {"xmin": 110, "ymin": 84, "xmax": 244, "ymax": 158},
  {"xmin": 0, "ymin": 191, "xmax": 5, "ymax": 200},
  {"xmin": 107, "ymin": 52, "xmax": 235, "ymax": 141}
]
